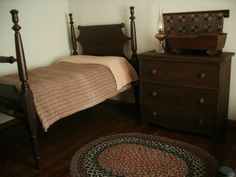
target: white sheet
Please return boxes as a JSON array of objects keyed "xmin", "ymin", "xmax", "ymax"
[{"xmin": 57, "ymin": 55, "xmax": 138, "ymax": 90}]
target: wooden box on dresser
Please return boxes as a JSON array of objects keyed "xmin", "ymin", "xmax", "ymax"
[{"xmin": 138, "ymin": 50, "xmax": 235, "ymax": 138}]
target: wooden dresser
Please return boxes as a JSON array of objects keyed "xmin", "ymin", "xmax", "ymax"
[{"xmin": 138, "ymin": 50, "xmax": 234, "ymax": 137}]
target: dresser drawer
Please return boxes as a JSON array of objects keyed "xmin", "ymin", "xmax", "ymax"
[
  {"xmin": 142, "ymin": 103, "xmax": 216, "ymax": 134},
  {"xmin": 141, "ymin": 60, "xmax": 219, "ymax": 88},
  {"xmin": 141, "ymin": 83, "xmax": 218, "ymax": 110}
]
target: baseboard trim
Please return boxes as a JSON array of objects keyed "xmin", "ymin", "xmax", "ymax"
[{"xmin": 228, "ymin": 119, "xmax": 236, "ymax": 128}]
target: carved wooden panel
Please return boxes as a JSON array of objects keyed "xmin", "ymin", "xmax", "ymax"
[{"xmin": 163, "ymin": 10, "xmax": 229, "ymax": 35}]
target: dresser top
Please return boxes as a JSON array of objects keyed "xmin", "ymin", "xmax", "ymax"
[{"xmin": 138, "ymin": 50, "xmax": 235, "ymax": 63}]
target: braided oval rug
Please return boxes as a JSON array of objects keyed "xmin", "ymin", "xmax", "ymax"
[{"xmin": 70, "ymin": 133, "xmax": 218, "ymax": 177}]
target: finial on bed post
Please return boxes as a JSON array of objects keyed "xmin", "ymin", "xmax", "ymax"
[
  {"xmin": 69, "ymin": 13, "xmax": 78, "ymax": 55},
  {"xmin": 10, "ymin": 9, "xmax": 40, "ymax": 169},
  {"xmin": 10, "ymin": 9, "xmax": 28, "ymax": 83},
  {"xmin": 129, "ymin": 6, "xmax": 138, "ymax": 71}
]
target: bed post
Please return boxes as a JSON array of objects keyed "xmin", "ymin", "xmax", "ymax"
[
  {"xmin": 10, "ymin": 9, "xmax": 40, "ymax": 169},
  {"xmin": 69, "ymin": 13, "xmax": 78, "ymax": 55},
  {"xmin": 129, "ymin": 6, "xmax": 138, "ymax": 71},
  {"xmin": 129, "ymin": 6, "xmax": 140, "ymax": 119}
]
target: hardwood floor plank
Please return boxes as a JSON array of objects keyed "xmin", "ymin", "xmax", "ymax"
[{"xmin": 0, "ymin": 101, "xmax": 235, "ymax": 177}]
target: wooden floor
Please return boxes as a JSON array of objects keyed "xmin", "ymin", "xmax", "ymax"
[{"xmin": 0, "ymin": 101, "xmax": 236, "ymax": 177}]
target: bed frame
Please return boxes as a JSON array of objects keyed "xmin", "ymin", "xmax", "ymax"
[{"xmin": 0, "ymin": 7, "xmax": 138, "ymax": 168}]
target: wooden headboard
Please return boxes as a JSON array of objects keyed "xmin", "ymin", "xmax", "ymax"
[
  {"xmin": 68, "ymin": 6, "xmax": 137, "ymax": 63},
  {"xmin": 77, "ymin": 24, "xmax": 128, "ymax": 57}
]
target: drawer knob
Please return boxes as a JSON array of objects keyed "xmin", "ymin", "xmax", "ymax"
[
  {"xmin": 151, "ymin": 69, "xmax": 157, "ymax": 74},
  {"xmin": 198, "ymin": 72, "xmax": 206, "ymax": 79},
  {"xmin": 198, "ymin": 97, "xmax": 205, "ymax": 104},
  {"xmin": 152, "ymin": 111, "xmax": 158, "ymax": 117},
  {"xmin": 151, "ymin": 91, "xmax": 158, "ymax": 97},
  {"xmin": 197, "ymin": 119, "xmax": 204, "ymax": 126}
]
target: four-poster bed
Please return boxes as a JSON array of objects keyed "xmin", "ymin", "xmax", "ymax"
[{"xmin": 0, "ymin": 6, "xmax": 138, "ymax": 168}]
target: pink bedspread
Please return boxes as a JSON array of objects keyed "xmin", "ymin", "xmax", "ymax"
[{"xmin": 0, "ymin": 62, "xmax": 118, "ymax": 131}]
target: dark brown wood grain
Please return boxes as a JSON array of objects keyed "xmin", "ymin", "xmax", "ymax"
[
  {"xmin": 77, "ymin": 23, "xmax": 129, "ymax": 56},
  {"xmin": 0, "ymin": 101, "xmax": 236, "ymax": 177},
  {"xmin": 10, "ymin": 9, "xmax": 40, "ymax": 168},
  {"xmin": 69, "ymin": 14, "xmax": 78, "ymax": 55},
  {"xmin": 130, "ymin": 6, "xmax": 138, "ymax": 66},
  {"xmin": 138, "ymin": 50, "xmax": 235, "ymax": 138},
  {"xmin": 0, "ymin": 56, "xmax": 17, "ymax": 63}
]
